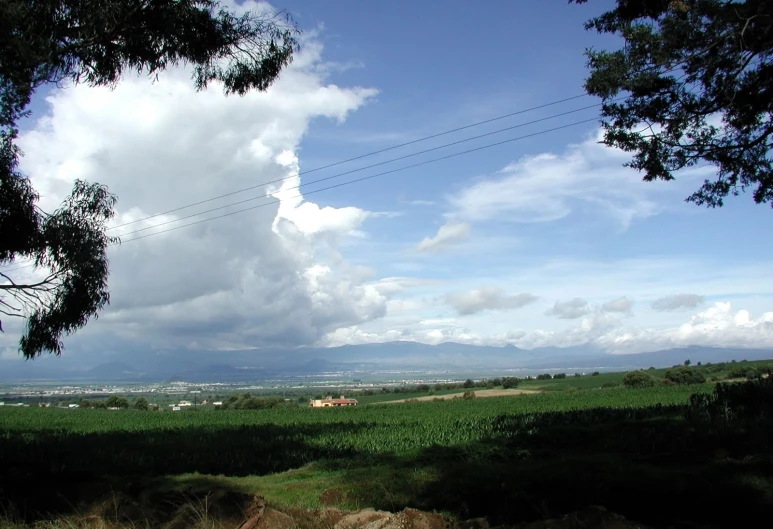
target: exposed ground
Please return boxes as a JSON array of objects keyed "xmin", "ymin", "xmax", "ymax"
[
  {"xmin": 0, "ymin": 486, "xmax": 653, "ymax": 529},
  {"xmin": 375, "ymin": 388, "xmax": 539, "ymax": 404}
]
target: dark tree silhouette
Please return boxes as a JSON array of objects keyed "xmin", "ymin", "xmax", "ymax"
[
  {"xmin": 1, "ymin": 0, "xmax": 300, "ymax": 358},
  {"xmin": 573, "ymin": 0, "xmax": 773, "ymax": 207}
]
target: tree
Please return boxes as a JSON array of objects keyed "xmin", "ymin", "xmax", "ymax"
[
  {"xmin": 105, "ymin": 395, "xmax": 129, "ymax": 408},
  {"xmin": 133, "ymin": 397, "xmax": 149, "ymax": 410},
  {"xmin": 684, "ymin": 359, "xmax": 692, "ymax": 366},
  {"xmin": 463, "ymin": 379, "xmax": 474, "ymax": 389},
  {"xmin": 623, "ymin": 370, "xmax": 655, "ymax": 388},
  {"xmin": 501, "ymin": 377, "xmax": 520, "ymax": 389},
  {"xmin": 573, "ymin": 0, "xmax": 773, "ymax": 208},
  {"xmin": 665, "ymin": 366, "xmax": 706, "ymax": 384},
  {"xmin": 1, "ymin": 0, "xmax": 299, "ymax": 358}
]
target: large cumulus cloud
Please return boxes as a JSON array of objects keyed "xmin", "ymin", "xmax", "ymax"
[{"xmin": 3, "ymin": 21, "xmax": 389, "ymax": 355}]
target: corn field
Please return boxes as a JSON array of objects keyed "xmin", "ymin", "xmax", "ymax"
[{"xmin": 0, "ymin": 384, "xmax": 712, "ymax": 478}]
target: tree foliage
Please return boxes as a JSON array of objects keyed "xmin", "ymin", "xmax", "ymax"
[
  {"xmin": 1, "ymin": 1, "xmax": 299, "ymax": 358},
  {"xmin": 623, "ymin": 370, "xmax": 655, "ymax": 388},
  {"xmin": 665, "ymin": 366, "xmax": 707, "ymax": 385},
  {"xmin": 221, "ymin": 393, "xmax": 284, "ymax": 410},
  {"xmin": 573, "ymin": 0, "xmax": 773, "ymax": 207},
  {"xmin": 105, "ymin": 395, "xmax": 129, "ymax": 409},
  {"xmin": 501, "ymin": 377, "xmax": 520, "ymax": 389}
]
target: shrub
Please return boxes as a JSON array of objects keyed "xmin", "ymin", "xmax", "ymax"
[
  {"xmin": 536, "ymin": 374, "xmax": 552, "ymax": 381},
  {"xmin": 462, "ymin": 390, "xmax": 476, "ymax": 400},
  {"xmin": 463, "ymin": 379, "xmax": 474, "ymax": 389},
  {"xmin": 592, "ymin": 372, "xmax": 600, "ymax": 376},
  {"xmin": 133, "ymin": 397, "xmax": 149, "ymax": 411},
  {"xmin": 105, "ymin": 395, "xmax": 129, "ymax": 409},
  {"xmin": 554, "ymin": 373, "xmax": 567, "ymax": 379},
  {"xmin": 727, "ymin": 365, "xmax": 760, "ymax": 380},
  {"xmin": 501, "ymin": 377, "xmax": 519, "ymax": 389},
  {"xmin": 623, "ymin": 371, "xmax": 655, "ymax": 388},
  {"xmin": 664, "ymin": 367, "xmax": 706, "ymax": 385}
]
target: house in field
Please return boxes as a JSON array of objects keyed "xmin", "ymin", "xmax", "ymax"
[{"xmin": 309, "ymin": 395, "xmax": 358, "ymax": 408}]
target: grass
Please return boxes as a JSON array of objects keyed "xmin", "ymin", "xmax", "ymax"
[
  {"xmin": 2, "ymin": 374, "xmax": 772, "ymax": 528},
  {"xmin": 519, "ymin": 372, "xmax": 628, "ymax": 391},
  {"xmin": 354, "ymin": 389, "xmax": 462, "ymax": 405}
]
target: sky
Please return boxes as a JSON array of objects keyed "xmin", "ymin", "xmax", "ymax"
[{"xmin": 2, "ymin": 0, "xmax": 773, "ymax": 365}]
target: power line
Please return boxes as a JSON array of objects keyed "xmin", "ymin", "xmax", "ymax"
[
  {"xmin": 0, "ymin": 115, "xmax": 600, "ymax": 273},
  {"xmin": 1, "ymin": 94, "xmax": 599, "ymax": 274},
  {"xmin": 120, "ymin": 118, "xmax": 599, "ymax": 244},
  {"xmin": 108, "ymin": 93, "xmax": 591, "ymax": 230},
  {"xmin": 116, "ymin": 102, "xmax": 605, "ymax": 239}
]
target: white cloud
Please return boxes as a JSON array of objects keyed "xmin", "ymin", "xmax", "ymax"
[
  {"xmin": 546, "ymin": 298, "xmax": 591, "ymax": 319},
  {"xmin": 597, "ymin": 302, "xmax": 773, "ymax": 353},
  {"xmin": 445, "ymin": 287, "xmax": 537, "ymax": 315},
  {"xmin": 651, "ymin": 294, "xmax": 704, "ymax": 311},
  {"xmin": 416, "ymin": 221, "xmax": 470, "ymax": 252},
  {"xmin": 602, "ymin": 296, "xmax": 633, "ymax": 314},
  {"xmin": 4, "ymin": 23, "xmax": 392, "ymax": 353},
  {"xmin": 322, "ymin": 302, "xmax": 773, "ymax": 354},
  {"xmin": 446, "ymin": 131, "xmax": 675, "ymax": 229}
]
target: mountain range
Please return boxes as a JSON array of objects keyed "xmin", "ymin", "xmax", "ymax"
[{"xmin": 1, "ymin": 341, "xmax": 772, "ymax": 383}]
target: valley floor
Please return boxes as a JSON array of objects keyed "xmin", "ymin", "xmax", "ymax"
[{"xmin": 1, "ymin": 370, "xmax": 772, "ymax": 528}]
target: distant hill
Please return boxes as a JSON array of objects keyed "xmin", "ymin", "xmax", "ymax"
[{"xmin": 0, "ymin": 341, "xmax": 771, "ymax": 382}]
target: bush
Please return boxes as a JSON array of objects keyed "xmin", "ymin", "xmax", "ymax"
[
  {"xmin": 536, "ymin": 374, "xmax": 552, "ymax": 380},
  {"xmin": 664, "ymin": 366, "xmax": 706, "ymax": 385},
  {"xmin": 727, "ymin": 365, "xmax": 760, "ymax": 380},
  {"xmin": 501, "ymin": 377, "xmax": 519, "ymax": 389},
  {"xmin": 463, "ymin": 379, "xmax": 474, "ymax": 389},
  {"xmin": 591, "ymin": 372, "xmax": 600, "ymax": 376},
  {"xmin": 133, "ymin": 397, "xmax": 149, "ymax": 411},
  {"xmin": 554, "ymin": 373, "xmax": 567, "ymax": 379},
  {"xmin": 623, "ymin": 371, "xmax": 655, "ymax": 388},
  {"xmin": 105, "ymin": 395, "xmax": 129, "ymax": 409},
  {"xmin": 462, "ymin": 390, "xmax": 476, "ymax": 400}
]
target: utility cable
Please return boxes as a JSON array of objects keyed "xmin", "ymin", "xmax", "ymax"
[
  {"xmin": 117, "ymin": 102, "xmax": 605, "ymax": 238},
  {"xmin": 120, "ymin": 118, "xmax": 599, "ymax": 244},
  {"xmin": 108, "ymin": 93, "xmax": 591, "ymax": 230}
]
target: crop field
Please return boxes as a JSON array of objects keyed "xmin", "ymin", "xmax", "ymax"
[
  {"xmin": 0, "ymin": 384, "xmax": 710, "ymax": 478},
  {"xmin": 1, "ymin": 377, "xmax": 771, "ymax": 529}
]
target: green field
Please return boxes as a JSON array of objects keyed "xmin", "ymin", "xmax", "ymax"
[{"xmin": 1, "ymin": 370, "xmax": 772, "ymax": 528}]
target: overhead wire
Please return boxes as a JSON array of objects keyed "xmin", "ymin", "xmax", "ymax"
[
  {"xmin": 117, "ymin": 101, "xmax": 608, "ymax": 239},
  {"xmin": 120, "ymin": 118, "xmax": 600, "ymax": 243},
  {"xmin": 109, "ymin": 93, "xmax": 591, "ymax": 230},
  {"xmin": 1, "ymin": 94, "xmax": 602, "ymax": 273}
]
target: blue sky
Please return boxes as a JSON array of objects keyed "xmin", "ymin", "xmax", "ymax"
[{"xmin": 2, "ymin": 0, "xmax": 772, "ymax": 364}]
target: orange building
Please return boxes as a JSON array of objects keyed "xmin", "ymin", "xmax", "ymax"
[{"xmin": 309, "ymin": 395, "xmax": 358, "ymax": 408}]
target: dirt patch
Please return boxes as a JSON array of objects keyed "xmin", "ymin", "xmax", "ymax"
[
  {"xmin": 510, "ymin": 505, "xmax": 653, "ymax": 529},
  {"xmin": 376, "ymin": 388, "xmax": 539, "ymax": 404},
  {"xmin": 319, "ymin": 488, "xmax": 349, "ymax": 507}
]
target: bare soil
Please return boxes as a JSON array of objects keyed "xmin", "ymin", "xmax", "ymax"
[{"xmin": 376, "ymin": 388, "xmax": 539, "ymax": 404}]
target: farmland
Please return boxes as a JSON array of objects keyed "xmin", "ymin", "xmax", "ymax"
[{"xmin": 1, "ymin": 372, "xmax": 773, "ymax": 528}]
